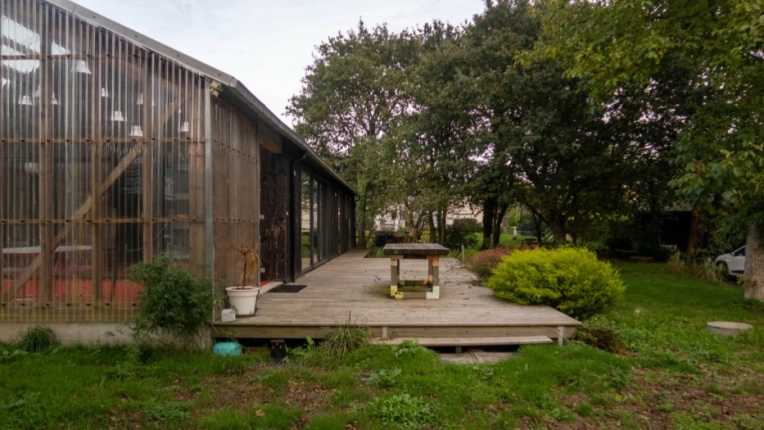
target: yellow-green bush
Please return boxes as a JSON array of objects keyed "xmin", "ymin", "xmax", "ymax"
[{"xmin": 487, "ymin": 248, "xmax": 625, "ymax": 320}]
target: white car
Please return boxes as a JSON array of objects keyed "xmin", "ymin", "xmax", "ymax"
[{"xmin": 715, "ymin": 246, "xmax": 746, "ymax": 278}]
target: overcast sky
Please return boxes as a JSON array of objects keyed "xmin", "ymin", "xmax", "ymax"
[{"xmin": 74, "ymin": 0, "xmax": 485, "ymax": 125}]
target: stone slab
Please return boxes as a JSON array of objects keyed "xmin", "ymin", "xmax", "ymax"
[{"xmin": 707, "ymin": 321, "xmax": 753, "ymax": 336}]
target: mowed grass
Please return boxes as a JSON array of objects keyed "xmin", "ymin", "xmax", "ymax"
[{"xmin": 1, "ymin": 263, "xmax": 763, "ymax": 429}]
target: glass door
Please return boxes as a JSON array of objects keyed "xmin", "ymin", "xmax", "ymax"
[{"xmin": 300, "ymin": 171, "xmax": 326, "ymax": 274}]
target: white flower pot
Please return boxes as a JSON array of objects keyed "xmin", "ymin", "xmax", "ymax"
[{"xmin": 225, "ymin": 286, "xmax": 260, "ymax": 316}]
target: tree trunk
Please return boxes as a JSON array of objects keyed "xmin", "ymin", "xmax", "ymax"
[
  {"xmin": 482, "ymin": 198, "xmax": 497, "ymax": 249},
  {"xmin": 744, "ymin": 223, "xmax": 764, "ymax": 301},
  {"xmin": 493, "ymin": 203, "xmax": 509, "ymax": 247},
  {"xmin": 550, "ymin": 222, "xmax": 567, "ymax": 246},
  {"xmin": 686, "ymin": 209, "xmax": 701, "ymax": 260},
  {"xmin": 439, "ymin": 207, "xmax": 447, "ymax": 246},
  {"xmin": 358, "ymin": 203, "xmax": 367, "ymax": 249},
  {"xmin": 428, "ymin": 211, "xmax": 436, "ymax": 243},
  {"xmin": 531, "ymin": 212, "xmax": 544, "ymax": 244}
]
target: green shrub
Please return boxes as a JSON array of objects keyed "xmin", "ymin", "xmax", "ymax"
[
  {"xmin": 466, "ymin": 247, "xmax": 512, "ymax": 280},
  {"xmin": 129, "ymin": 257, "xmax": 216, "ymax": 347},
  {"xmin": 14, "ymin": 326, "xmax": 58, "ymax": 353},
  {"xmin": 487, "ymin": 248, "xmax": 625, "ymax": 320},
  {"xmin": 574, "ymin": 317, "xmax": 625, "ymax": 352},
  {"xmin": 445, "ymin": 219, "xmax": 480, "ymax": 251}
]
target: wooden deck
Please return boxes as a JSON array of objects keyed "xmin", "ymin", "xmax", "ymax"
[{"xmin": 213, "ymin": 249, "xmax": 581, "ymax": 342}]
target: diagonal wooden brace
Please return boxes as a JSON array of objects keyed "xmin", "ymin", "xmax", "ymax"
[{"xmin": 3, "ymin": 144, "xmax": 143, "ymax": 302}]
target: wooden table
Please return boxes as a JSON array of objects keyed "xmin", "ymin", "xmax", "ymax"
[{"xmin": 383, "ymin": 243, "xmax": 450, "ymax": 299}]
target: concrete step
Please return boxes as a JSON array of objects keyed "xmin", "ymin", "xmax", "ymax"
[
  {"xmin": 369, "ymin": 335, "xmax": 553, "ymax": 347},
  {"xmin": 439, "ymin": 352, "xmax": 515, "ymax": 364}
]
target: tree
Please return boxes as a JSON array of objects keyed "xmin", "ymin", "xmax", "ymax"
[
  {"xmin": 536, "ymin": 0, "xmax": 764, "ymax": 299},
  {"xmin": 461, "ymin": 0, "xmax": 670, "ymax": 246},
  {"xmin": 403, "ymin": 21, "xmax": 478, "ymax": 245},
  {"xmin": 288, "ymin": 21, "xmax": 418, "ymax": 247}
]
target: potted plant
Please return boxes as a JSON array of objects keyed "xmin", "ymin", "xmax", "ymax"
[{"xmin": 225, "ymin": 244, "xmax": 260, "ymax": 316}]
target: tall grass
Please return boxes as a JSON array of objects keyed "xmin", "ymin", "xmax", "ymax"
[
  {"xmin": 322, "ymin": 313, "xmax": 369, "ymax": 358},
  {"xmin": 13, "ymin": 326, "xmax": 58, "ymax": 353}
]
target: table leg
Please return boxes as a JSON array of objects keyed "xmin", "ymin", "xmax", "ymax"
[
  {"xmin": 390, "ymin": 256, "xmax": 401, "ymax": 298},
  {"xmin": 426, "ymin": 255, "xmax": 440, "ymax": 299}
]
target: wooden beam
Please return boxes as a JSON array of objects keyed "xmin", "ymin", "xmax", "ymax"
[
  {"xmin": 186, "ymin": 79, "xmax": 207, "ymax": 278},
  {"xmin": 258, "ymin": 120, "xmax": 282, "ymax": 154},
  {"xmin": 39, "ymin": 8, "xmax": 54, "ymax": 303},
  {"xmin": 141, "ymin": 53, "xmax": 153, "ymax": 263},
  {"xmin": 90, "ymin": 24, "xmax": 103, "ymax": 302}
]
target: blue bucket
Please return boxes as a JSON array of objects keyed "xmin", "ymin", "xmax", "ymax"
[{"xmin": 212, "ymin": 341, "xmax": 242, "ymax": 357}]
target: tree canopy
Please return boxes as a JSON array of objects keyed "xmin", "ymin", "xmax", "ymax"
[
  {"xmin": 289, "ymin": 0, "xmax": 764, "ymax": 300},
  {"xmin": 533, "ymin": 0, "xmax": 764, "ymax": 297}
]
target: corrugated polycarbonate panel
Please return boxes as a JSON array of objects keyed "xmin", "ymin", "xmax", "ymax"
[{"xmin": 1, "ymin": 0, "xmax": 205, "ymax": 322}]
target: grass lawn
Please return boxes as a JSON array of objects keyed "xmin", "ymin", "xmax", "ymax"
[{"xmin": 1, "ymin": 264, "xmax": 763, "ymax": 429}]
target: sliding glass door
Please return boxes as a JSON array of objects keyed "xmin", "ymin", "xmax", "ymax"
[{"xmin": 300, "ymin": 170, "xmax": 325, "ymax": 274}]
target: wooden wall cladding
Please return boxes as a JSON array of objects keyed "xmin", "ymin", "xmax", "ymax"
[{"xmin": 259, "ymin": 147, "xmax": 290, "ymax": 282}]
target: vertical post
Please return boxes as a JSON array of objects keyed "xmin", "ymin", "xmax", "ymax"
[
  {"xmin": 427, "ymin": 255, "xmax": 433, "ymax": 285},
  {"xmin": 255, "ymin": 115, "xmax": 261, "ymax": 289},
  {"xmin": 90, "ymin": 26, "xmax": 103, "ymax": 303},
  {"xmin": 204, "ymin": 79, "xmax": 214, "ymax": 282},
  {"xmin": 39, "ymin": 8, "xmax": 54, "ymax": 304},
  {"xmin": 426, "ymin": 255, "xmax": 440, "ymax": 300},
  {"xmin": 0, "ymin": 0, "xmax": 4, "ymax": 309},
  {"xmin": 141, "ymin": 53, "xmax": 153, "ymax": 264},
  {"xmin": 390, "ymin": 255, "xmax": 399, "ymax": 297},
  {"xmin": 558, "ymin": 326, "xmax": 564, "ymax": 346},
  {"xmin": 461, "ymin": 245, "xmax": 465, "ymax": 265}
]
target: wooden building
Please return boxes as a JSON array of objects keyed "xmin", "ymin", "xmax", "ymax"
[{"xmin": 0, "ymin": 0, "xmax": 356, "ymax": 323}]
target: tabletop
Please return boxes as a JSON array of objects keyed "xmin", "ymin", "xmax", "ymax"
[{"xmin": 382, "ymin": 243, "xmax": 450, "ymax": 256}]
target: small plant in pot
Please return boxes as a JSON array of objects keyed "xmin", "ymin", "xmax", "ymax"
[{"xmin": 225, "ymin": 244, "xmax": 260, "ymax": 317}]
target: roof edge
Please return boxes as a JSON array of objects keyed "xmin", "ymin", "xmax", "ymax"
[{"xmin": 44, "ymin": 0, "xmax": 357, "ymax": 196}]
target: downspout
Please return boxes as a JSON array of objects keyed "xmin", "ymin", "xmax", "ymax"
[{"xmin": 204, "ymin": 79, "xmax": 216, "ymax": 341}]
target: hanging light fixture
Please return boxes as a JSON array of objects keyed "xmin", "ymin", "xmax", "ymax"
[
  {"xmin": 179, "ymin": 121, "xmax": 190, "ymax": 133},
  {"xmin": 129, "ymin": 125, "xmax": 144, "ymax": 137},
  {"xmin": 18, "ymin": 95, "xmax": 33, "ymax": 106},
  {"xmin": 110, "ymin": 111, "xmax": 126, "ymax": 122},
  {"xmin": 73, "ymin": 60, "xmax": 92, "ymax": 75},
  {"xmin": 32, "ymin": 86, "xmax": 58, "ymax": 105},
  {"xmin": 101, "ymin": 88, "xmax": 109, "ymax": 98},
  {"xmin": 24, "ymin": 162, "xmax": 40, "ymax": 175}
]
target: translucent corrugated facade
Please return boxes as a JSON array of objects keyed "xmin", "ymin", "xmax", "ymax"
[{"xmin": 0, "ymin": 0, "xmax": 255, "ymax": 322}]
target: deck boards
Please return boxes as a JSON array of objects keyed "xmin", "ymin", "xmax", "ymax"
[
  {"xmin": 215, "ymin": 249, "xmax": 580, "ymax": 339},
  {"xmin": 369, "ymin": 336, "xmax": 553, "ymax": 346}
]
